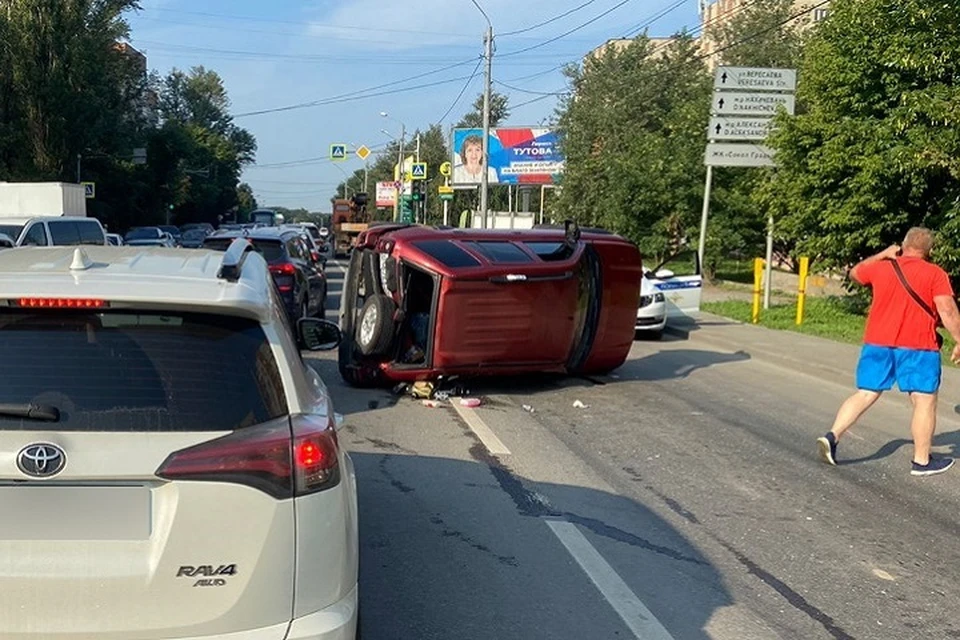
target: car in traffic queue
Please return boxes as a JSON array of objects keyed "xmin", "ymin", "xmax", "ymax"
[
  {"xmin": 635, "ymin": 249, "xmax": 703, "ymax": 338},
  {"xmin": 337, "ymin": 221, "xmax": 643, "ymax": 387},
  {"xmin": 0, "ymin": 216, "xmax": 107, "ymax": 247},
  {"xmin": 203, "ymin": 227, "xmax": 328, "ymax": 322},
  {"xmin": 0, "ymin": 241, "xmax": 358, "ymax": 639},
  {"xmin": 180, "ymin": 227, "xmax": 210, "ymax": 249}
]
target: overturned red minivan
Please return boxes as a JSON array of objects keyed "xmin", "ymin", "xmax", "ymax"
[{"xmin": 337, "ymin": 221, "xmax": 642, "ymax": 387}]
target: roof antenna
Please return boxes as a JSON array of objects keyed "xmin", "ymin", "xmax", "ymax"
[{"xmin": 69, "ymin": 247, "xmax": 93, "ymax": 271}]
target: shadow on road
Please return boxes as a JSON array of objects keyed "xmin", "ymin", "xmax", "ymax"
[
  {"xmin": 352, "ymin": 450, "xmax": 735, "ymax": 640},
  {"xmin": 839, "ymin": 429, "xmax": 960, "ymax": 466},
  {"xmin": 617, "ymin": 349, "xmax": 751, "ymax": 382}
]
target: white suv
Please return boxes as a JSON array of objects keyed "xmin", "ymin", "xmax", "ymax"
[{"xmin": 0, "ymin": 240, "xmax": 359, "ymax": 639}]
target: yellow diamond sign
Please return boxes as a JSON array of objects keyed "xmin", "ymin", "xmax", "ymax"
[{"xmin": 355, "ymin": 145, "xmax": 371, "ymax": 161}]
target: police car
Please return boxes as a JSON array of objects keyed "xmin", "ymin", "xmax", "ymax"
[{"xmin": 636, "ymin": 249, "xmax": 703, "ymax": 338}]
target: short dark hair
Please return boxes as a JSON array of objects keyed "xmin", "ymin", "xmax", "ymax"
[{"xmin": 459, "ymin": 135, "xmax": 484, "ymax": 163}]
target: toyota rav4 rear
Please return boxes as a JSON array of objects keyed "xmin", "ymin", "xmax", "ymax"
[{"xmin": 0, "ymin": 242, "xmax": 358, "ymax": 640}]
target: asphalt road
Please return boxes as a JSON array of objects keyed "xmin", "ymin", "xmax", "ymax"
[{"xmin": 314, "ymin": 259, "xmax": 960, "ymax": 640}]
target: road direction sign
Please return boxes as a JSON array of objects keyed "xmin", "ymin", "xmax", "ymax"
[
  {"xmin": 438, "ymin": 185, "xmax": 454, "ymax": 195},
  {"xmin": 713, "ymin": 92, "xmax": 795, "ymax": 117},
  {"xmin": 355, "ymin": 145, "xmax": 371, "ymax": 160},
  {"xmin": 410, "ymin": 162, "xmax": 427, "ymax": 180},
  {"xmin": 439, "ymin": 161, "xmax": 452, "ymax": 177},
  {"xmin": 81, "ymin": 182, "xmax": 95, "ymax": 199},
  {"xmin": 708, "ymin": 116, "xmax": 775, "ymax": 141},
  {"xmin": 330, "ymin": 144, "xmax": 347, "ymax": 161},
  {"xmin": 714, "ymin": 66, "xmax": 796, "ymax": 92},
  {"xmin": 704, "ymin": 143, "xmax": 776, "ymax": 167}
]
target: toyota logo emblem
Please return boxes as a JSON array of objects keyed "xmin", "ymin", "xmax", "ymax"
[{"xmin": 17, "ymin": 443, "xmax": 66, "ymax": 478}]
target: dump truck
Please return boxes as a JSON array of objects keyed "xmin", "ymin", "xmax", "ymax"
[{"xmin": 332, "ymin": 194, "xmax": 369, "ymax": 258}]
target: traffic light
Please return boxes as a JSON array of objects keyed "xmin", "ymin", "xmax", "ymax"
[
  {"xmin": 352, "ymin": 192, "xmax": 368, "ymax": 207},
  {"xmin": 410, "ymin": 181, "xmax": 423, "ymax": 202}
]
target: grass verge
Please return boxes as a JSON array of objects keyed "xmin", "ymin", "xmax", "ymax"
[{"xmin": 703, "ymin": 297, "xmax": 956, "ymax": 362}]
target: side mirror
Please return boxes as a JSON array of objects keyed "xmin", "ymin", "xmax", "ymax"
[
  {"xmin": 297, "ymin": 318, "xmax": 342, "ymax": 351},
  {"xmin": 655, "ymin": 268, "xmax": 675, "ymax": 280}
]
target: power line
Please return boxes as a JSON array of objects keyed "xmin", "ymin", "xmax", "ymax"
[
  {"xmin": 435, "ymin": 57, "xmax": 484, "ymax": 125},
  {"xmin": 499, "ymin": 0, "xmax": 637, "ymax": 58},
  {"xmin": 232, "ymin": 58, "xmax": 480, "ymax": 118},
  {"xmin": 495, "ymin": 80, "xmax": 569, "ymax": 96},
  {"xmin": 248, "ymin": 143, "xmax": 391, "ymax": 169},
  {"xmin": 622, "ymin": 0, "xmax": 689, "ymax": 38},
  {"xmin": 500, "ymin": 0, "xmax": 601, "ymax": 37},
  {"xmin": 137, "ymin": 41, "xmax": 474, "ymax": 65}
]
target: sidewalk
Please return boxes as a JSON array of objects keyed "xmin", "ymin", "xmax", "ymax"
[{"xmin": 669, "ymin": 313, "xmax": 960, "ymax": 423}]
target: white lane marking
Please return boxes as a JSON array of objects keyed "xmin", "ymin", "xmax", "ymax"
[
  {"xmin": 546, "ymin": 520, "xmax": 676, "ymax": 640},
  {"xmin": 452, "ymin": 403, "xmax": 511, "ymax": 455}
]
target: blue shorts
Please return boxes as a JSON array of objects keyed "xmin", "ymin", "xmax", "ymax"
[{"xmin": 856, "ymin": 345, "xmax": 941, "ymax": 394}]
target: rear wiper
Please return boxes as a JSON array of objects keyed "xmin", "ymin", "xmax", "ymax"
[{"xmin": 0, "ymin": 403, "xmax": 61, "ymax": 422}]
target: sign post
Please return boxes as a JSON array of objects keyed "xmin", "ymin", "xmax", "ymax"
[
  {"xmin": 701, "ymin": 66, "xmax": 796, "ymax": 308},
  {"xmin": 439, "ymin": 162, "xmax": 452, "ymax": 226}
]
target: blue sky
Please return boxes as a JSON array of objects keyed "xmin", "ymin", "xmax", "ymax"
[{"xmin": 127, "ymin": 0, "xmax": 701, "ymax": 211}]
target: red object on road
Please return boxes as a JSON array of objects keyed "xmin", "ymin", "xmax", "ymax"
[{"xmin": 337, "ymin": 221, "xmax": 642, "ymax": 387}]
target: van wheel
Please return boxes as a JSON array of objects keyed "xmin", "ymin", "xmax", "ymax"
[{"xmin": 356, "ymin": 294, "xmax": 396, "ymax": 356}]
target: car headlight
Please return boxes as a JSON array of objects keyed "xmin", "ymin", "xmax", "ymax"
[
  {"xmin": 654, "ymin": 292, "xmax": 665, "ymax": 303},
  {"xmin": 639, "ymin": 295, "xmax": 652, "ymax": 308}
]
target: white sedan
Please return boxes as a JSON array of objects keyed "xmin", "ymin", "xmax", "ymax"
[{"xmin": 636, "ymin": 249, "xmax": 704, "ymax": 338}]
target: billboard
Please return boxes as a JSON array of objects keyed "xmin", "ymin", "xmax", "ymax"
[
  {"xmin": 451, "ymin": 127, "xmax": 563, "ymax": 186},
  {"xmin": 375, "ymin": 181, "xmax": 396, "ymax": 208}
]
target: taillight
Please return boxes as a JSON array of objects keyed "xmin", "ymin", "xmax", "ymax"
[
  {"xmin": 269, "ymin": 263, "xmax": 297, "ymax": 276},
  {"xmin": 155, "ymin": 415, "xmax": 340, "ymax": 499},
  {"xmin": 15, "ymin": 298, "xmax": 107, "ymax": 308},
  {"xmin": 269, "ymin": 263, "xmax": 297, "ymax": 292}
]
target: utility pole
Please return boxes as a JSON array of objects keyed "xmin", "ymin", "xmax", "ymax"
[{"xmin": 480, "ymin": 24, "xmax": 493, "ymax": 229}]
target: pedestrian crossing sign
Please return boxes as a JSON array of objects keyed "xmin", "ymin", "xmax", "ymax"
[
  {"xmin": 330, "ymin": 144, "xmax": 347, "ymax": 161},
  {"xmin": 410, "ymin": 163, "xmax": 427, "ymax": 180}
]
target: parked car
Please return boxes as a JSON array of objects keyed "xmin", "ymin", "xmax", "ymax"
[
  {"xmin": 106, "ymin": 233, "xmax": 124, "ymax": 246},
  {"xmin": 0, "ymin": 241, "xmax": 357, "ymax": 639},
  {"xmin": 0, "ymin": 216, "xmax": 107, "ymax": 247},
  {"xmin": 179, "ymin": 228, "xmax": 209, "ymax": 248},
  {"xmin": 124, "ymin": 226, "xmax": 164, "ymax": 243},
  {"xmin": 635, "ymin": 249, "xmax": 703, "ymax": 338},
  {"xmin": 203, "ymin": 227, "xmax": 327, "ymax": 322},
  {"xmin": 158, "ymin": 225, "xmax": 182, "ymax": 244},
  {"xmin": 337, "ymin": 221, "xmax": 643, "ymax": 387}
]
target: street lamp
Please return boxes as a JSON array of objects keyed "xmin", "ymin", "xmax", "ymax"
[{"xmin": 380, "ymin": 112, "xmax": 407, "ymax": 222}]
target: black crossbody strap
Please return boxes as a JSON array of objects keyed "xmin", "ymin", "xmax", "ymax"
[{"xmin": 888, "ymin": 259, "xmax": 937, "ymax": 320}]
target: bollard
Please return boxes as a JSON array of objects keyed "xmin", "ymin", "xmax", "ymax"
[
  {"xmin": 796, "ymin": 256, "xmax": 810, "ymax": 325},
  {"xmin": 752, "ymin": 257, "xmax": 764, "ymax": 324}
]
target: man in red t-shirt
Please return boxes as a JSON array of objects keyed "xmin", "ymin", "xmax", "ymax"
[{"xmin": 817, "ymin": 228, "xmax": 960, "ymax": 476}]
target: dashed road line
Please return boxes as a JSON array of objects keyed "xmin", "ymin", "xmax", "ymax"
[
  {"xmin": 452, "ymin": 403, "xmax": 511, "ymax": 456},
  {"xmin": 546, "ymin": 520, "xmax": 676, "ymax": 640}
]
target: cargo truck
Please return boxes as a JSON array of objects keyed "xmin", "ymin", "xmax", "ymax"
[{"xmin": 332, "ymin": 195, "xmax": 370, "ymax": 258}]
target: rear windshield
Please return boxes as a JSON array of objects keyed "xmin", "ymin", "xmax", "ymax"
[
  {"xmin": 126, "ymin": 228, "xmax": 160, "ymax": 241},
  {"xmin": 203, "ymin": 238, "xmax": 285, "ymax": 263},
  {"xmin": 0, "ymin": 311, "xmax": 287, "ymax": 432},
  {"xmin": 0, "ymin": 225, "xmax": 23, "ymax": 240}
]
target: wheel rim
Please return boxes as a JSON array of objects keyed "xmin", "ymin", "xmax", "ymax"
[{"xmin": 359, "ymin": 304, "xmax": 378, "ymax": 345}]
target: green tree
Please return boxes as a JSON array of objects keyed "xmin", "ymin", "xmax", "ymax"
[
  {"xmin": 236, "ymin": 183, "xmax": 257, "ymax": 218},
  {"xmin": 457, "ymin": 92, "xmax": 510, "ymax": 128},
  {"xmin": 760, "ymin": 0, "xmax": 960, "ymax": 275},
  {"xmin": 709, "ymin": 0, "xmax": 805, "ymax": 69},
  {"xmin": 555, "ymin": 34, "xmax": 712, "ymax": 263}
]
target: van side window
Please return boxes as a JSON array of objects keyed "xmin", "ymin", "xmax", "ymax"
[
  {"xmin": 48, "ymin": 221, "xmax": 82, "ymax": 245},
  {"xmin": 21, "ymin": 224, "xmax": 48, "ymax": 246},
  {"xmin": 77, "ymin": 221, "xmax": 106, "ymax": 245}
]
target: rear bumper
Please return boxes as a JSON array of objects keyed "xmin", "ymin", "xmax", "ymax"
[{"xmin": 286, "ymin": 583, "xmax": 358, "ymax": 640}]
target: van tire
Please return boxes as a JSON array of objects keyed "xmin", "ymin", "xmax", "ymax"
[{"xmin": 356, "ymin": 294, "xmax": 396, "ymax": 356}]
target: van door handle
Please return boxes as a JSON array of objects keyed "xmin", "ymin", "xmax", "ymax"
[{"xmin": 489, "ymin": 271, "xmax": 573, "ymax": 283}]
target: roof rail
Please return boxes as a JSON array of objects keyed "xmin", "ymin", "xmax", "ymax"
[{"xmin": 217, "ymin": 237, "xmax": 255, "ymax": 282}]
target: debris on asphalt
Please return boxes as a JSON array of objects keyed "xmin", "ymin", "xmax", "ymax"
[
  {"xmin": 522, "ymin": 404, "xmax": 535, "ymax": 413},
  {"xmin": 392, "ymin": 382, "xmax": 410, "ymax": 396},
  {"xmin": 410, "ymin": 381, "xmax": 435, "ymax": 399},
  {"xmin": 435, "ymin": 391, "xmax": 451, "ymax": 401},
  {"xmin": 573, "ymin": 400, "xmax": 589, "ymax": 409},
  {"xmin": 459, "ymin": 398, "xmax": 482, "ymax": 408},
  {"xmin": 422, "ymin": 399, "xmax": 441, "ymax": 408}
]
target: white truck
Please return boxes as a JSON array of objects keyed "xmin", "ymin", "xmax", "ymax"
[{"xmin": 0, "ymin": 182, "xmax": 105, "ymax": 248}]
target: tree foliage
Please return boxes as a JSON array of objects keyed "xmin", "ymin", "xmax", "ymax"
[
  {"xmin": 457, "ymin": 91, "xmax": 510, "ymax": 128},
  {"xmin": 554, "ymin": 35, "xmax": 711, "ymax": 262},
  {"xmin": 0, "ymin": 4, "xmax": 255, "ymax": 231},
  {"xmin": 761, "ymin": 0, "xmax": 960, "ymax": 273},
  {"xmin": 709, "ymin": 0, "xmax": 805, "ymax": 69}
]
